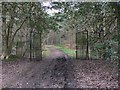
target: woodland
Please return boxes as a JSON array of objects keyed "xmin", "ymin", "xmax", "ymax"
[{"xmin": 1, "ymin": 1, "xmax": 120, "ymax": 89}]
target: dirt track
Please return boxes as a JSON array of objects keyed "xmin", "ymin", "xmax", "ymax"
[{"xmin": 2, "ymin": 45, "xmax": 118, "ymax": 89}]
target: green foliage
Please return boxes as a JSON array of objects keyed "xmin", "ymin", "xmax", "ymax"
[
  {"xmin": 94, "ymin": 40, "xmax": 118, "ymax": 60},
  {"xmin": 4, "ymin": 54, "xmax": 19, "ymax": 62},
  {"xmin": 2, "ymin": 2, "xmax": 119, "ymax": 63},
  {"xmin": 55, "ymin": 45, "xmax": 76, "ymax": 58}
]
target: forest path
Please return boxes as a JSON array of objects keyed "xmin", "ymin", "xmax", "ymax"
[
  {"xmin": 2, "ymin": 45, "xmax": 118, "ymax": 88},
  {"xmin": 2, "ymin": 45, "xmax": 76, "ymax": 88}
]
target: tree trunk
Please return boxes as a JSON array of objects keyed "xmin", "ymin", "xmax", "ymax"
[
  {"xmin": 39, "ymin": 32, "xmax": 42, "ymax": 60},
  {"xmin": 2, "ymin": 2, "xmax": 6, "ymax": 56},
  {"xmin": 29, "ymin": 28, "xmax": 32, "ymax": 61},
  {"xmin": 86, "ymin": 30, "xmax": 89, "ymax": 60},
  {"xmin": 2, "ymin": 3, "xmax": 11, "ymax": 57},
  {"xmin": 16, "ymin": 41, "xmax": 18, "ymax": 55},
  {"xmin": 2, "ymin": 3, "xmax": 16, "ymax": 58}
]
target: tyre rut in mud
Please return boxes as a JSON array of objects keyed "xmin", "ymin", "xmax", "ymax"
[{"xmin": 51, "ymin": 56, "xmax": 74, "ymax": 88}]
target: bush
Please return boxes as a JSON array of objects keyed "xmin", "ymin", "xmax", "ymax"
[
  {"xmin": 4, "ymin": 54, "xmax": 20, "ymax": 62},
  {"xmin": 94, "ymin": 40, "xmax": 118, "ymax": 61}
]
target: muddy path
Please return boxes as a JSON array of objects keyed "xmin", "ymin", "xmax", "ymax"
[
  {"xmin": 2, "ymin": 45, "xmax": 118, "ymax": 89},
  {"xmin": 2, "ymin": 45, "xmax": 76, "ymax": 88}
]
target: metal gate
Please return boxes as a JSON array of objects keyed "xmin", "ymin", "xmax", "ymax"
[{"xmin": 29, "ymin": 29, "xmax": 42, "ymax": 61}]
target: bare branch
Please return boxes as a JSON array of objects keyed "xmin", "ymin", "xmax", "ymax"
[{"xmin": 10, "ymin": 19, "xmax": 26, "ymax": 46}]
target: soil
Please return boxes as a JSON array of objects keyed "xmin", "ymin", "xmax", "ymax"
[{"xmin": 2, "ymin": 45, "xmax": 118, "ymax": 89}]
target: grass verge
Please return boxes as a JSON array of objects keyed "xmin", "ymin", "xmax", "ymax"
[{"xmin": 55, "ymin": 45, "xmax": 76, "ymax": 58}]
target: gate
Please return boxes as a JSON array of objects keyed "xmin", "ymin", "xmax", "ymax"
[
  {"xmin": 29, "ymin": 29, "xmax": 42, "ymax": 61},
  {"xmin": 76, "ymin": 30, "xmax": 99, "ymax": 60}
]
